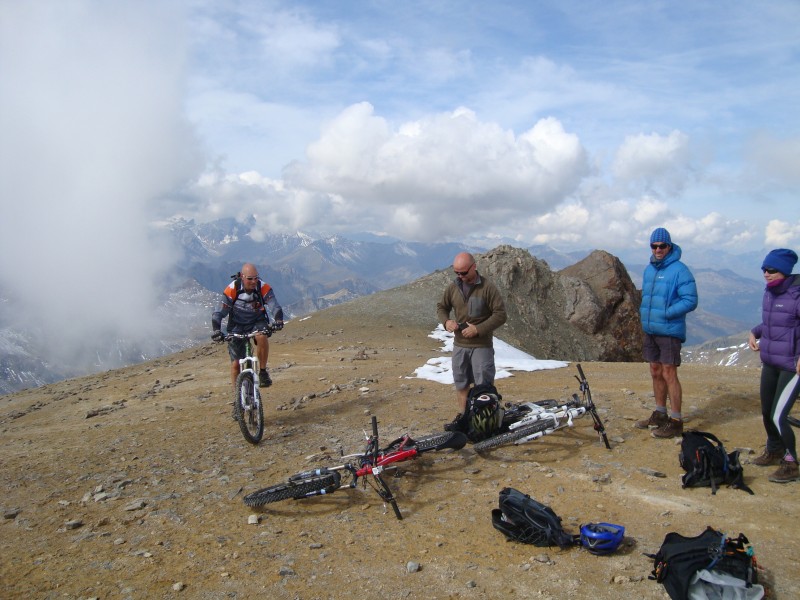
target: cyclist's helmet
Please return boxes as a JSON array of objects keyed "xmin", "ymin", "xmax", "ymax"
[
  {"xmin": 469, "ymin": 393, "xmax": 503, "ymax": 439},
  {"xmin": 579, "ymin": 522, "xmax": 625, "ymax": 555}
]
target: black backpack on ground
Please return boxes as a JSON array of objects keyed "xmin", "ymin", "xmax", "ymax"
[
  {"xmin": 463, "ymin": 383, "xmax": 504, "ymax": 442},
  {"xmin": 647, "ymin": 526, "xmax": 760, "ymax": 600},
  {"xmin": 491, "ymin": 487, "xmax": 577, "ymax": 548},
  {"xmin": 679, "ymin": 430, "xmax": 754, "ymax": 495}
]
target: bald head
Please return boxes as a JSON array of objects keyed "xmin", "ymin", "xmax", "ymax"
[
  {"xmin": 241, "ymin": 263, "xmax": 259, "ymax": 291},
  {"xmin": 453, "ymin": 252, "xmax": 477, "ymax": 283}
]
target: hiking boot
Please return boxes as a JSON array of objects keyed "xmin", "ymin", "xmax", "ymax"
[
  {"xmin": 259, "ymin": 369, "xmax": 272, "ymax": 388},
  {"xmin": 768, "ymin": 460, "xmax": 799, "ymax": 483},
  {"xmin": 635, "ymin": 410, "xmax": 669, "ymax": 430},
  {"xmin": 651, "ymin": 418, "xmax": 683, "ymax": 439},
  {"xmin": 444, "ymin": 413, "xmax": 467, "ymax": 433},
  {"xmin": 751, "ymin": 448, "xmax": 784, "ymax": 466}
]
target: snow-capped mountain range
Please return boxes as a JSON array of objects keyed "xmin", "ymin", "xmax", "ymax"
[{"xmin": 0, "ymin": 218, "xmax": 766, "ymax": 394}]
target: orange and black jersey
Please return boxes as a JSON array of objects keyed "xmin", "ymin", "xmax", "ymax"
[{"xmin": 211, "ymin": 279, "xmax": 283, "ymax": 333}]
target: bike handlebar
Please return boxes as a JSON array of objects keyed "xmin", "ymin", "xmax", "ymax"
[{"xmin": 224, "ymin": 327, "xmax": 275, "ymax": 341}]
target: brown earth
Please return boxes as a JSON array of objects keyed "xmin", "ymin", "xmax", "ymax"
[{"xmin": 2, "ymin": 311, "xmax": 799, "ymax": 600}]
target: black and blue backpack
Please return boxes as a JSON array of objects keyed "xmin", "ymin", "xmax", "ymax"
[
  {"xmin": 679, "ymin": 430, "xmax": 754, "ymax": 495},
  {"xmin": 491, "ymin": 487, "xmax": 576, "ymax": 548}
]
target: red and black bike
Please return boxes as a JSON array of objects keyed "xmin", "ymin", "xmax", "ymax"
[{"xmin": 243, "ymin": 416, "xmax": 467, "ymax": 519}]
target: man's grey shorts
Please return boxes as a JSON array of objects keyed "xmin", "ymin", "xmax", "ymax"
[
  {"xmin": 452, "ymin": 346, "xmax": 496, "ymax": 390},
  {"xmin": 227, "ymin": 319, "xmax": 271, "ymax": 361},
  {"xmin": 642, "ymin": 334, "xmax": 682, "ymax": 366}
]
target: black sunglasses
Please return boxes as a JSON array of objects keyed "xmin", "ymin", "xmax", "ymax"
[
  {"xmin": 454, "ymin": 264, "xmax": 474, "ymax": 277},
  {"xmin": 762, "ymin": 267, "xmax": 780, "ymax": 275},
  {"xmin": 650, "ymin": 243, "xmax": 670, "ymax": 250},
  {"xmin": 244, "ymin": 276, "xmax": 259, "ymax": 281}
]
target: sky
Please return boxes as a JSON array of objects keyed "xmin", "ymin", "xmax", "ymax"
[{"xmin": 1, "ymin": 1, "xmax": 799, "ymax": 359}]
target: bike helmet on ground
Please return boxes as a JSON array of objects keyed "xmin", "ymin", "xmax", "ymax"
[
  {"xmin": 579, "ymin": 522, "xmax": 625, "ymax": 555},
  {"xmin": 469, "ymin": 393, "xmax": 504, "ymax": 441}
]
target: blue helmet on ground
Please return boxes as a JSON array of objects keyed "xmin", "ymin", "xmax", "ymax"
[{"xmin": 579, "ymin": 522, "xmax": 625, "ymax": 555}]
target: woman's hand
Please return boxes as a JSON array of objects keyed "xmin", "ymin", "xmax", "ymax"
[{"xmin": 748, "ymin": 332, "xmax": 760, "ymax": 352}]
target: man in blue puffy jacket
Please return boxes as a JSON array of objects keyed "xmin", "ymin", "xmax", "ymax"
[{"xmin": 635, "ymin": 228, "xmax": 698, "ymax": 439}]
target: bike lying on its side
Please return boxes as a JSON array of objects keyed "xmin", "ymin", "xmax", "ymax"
[
  {"xmin": 474, "ymin": 363, "xmax": 611, "ymax": 452},
  {"xmin": 227, "ymin": 327, "xmax": 275, "ymax": 445},
  {"xmin": 243, "ymin": 416, "xmax": 467, "ymax": 519}
]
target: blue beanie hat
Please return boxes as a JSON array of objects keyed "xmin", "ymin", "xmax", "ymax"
[
  {"xmin": 762, "ymin": 248, "xmax": 798, "ymax": 276},
  {"xmin": 650, "ymin": 227, "xmax": 672, "ymax": 245}
]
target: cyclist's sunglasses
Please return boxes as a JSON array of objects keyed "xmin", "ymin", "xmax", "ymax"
[
  {"xmin": 762, "ymin": 267, "xmax": 780, "ymax": 275},
  {"xmin": 454, "ymin": 264, "xmax": 474, "ymax": 276},
  {"xmin": 650, "ymin": 243, "xmax": 670, "ymax": 250}
]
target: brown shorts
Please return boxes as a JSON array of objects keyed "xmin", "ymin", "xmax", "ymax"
[{"xmin": 642, "ymin": 334, "xmax": 682, "ymax": 366}]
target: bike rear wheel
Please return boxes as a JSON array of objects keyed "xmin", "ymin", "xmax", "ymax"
[
  {"xmin": 235, "ymin": 371, "xmax": 264, "ymax": 444},
  {"xmin": 473, "ymin": 417, "xmax": 556, "ymax": 452},
  {"xmin": 243, "ymin": 472, "xmax": 341, "ymax": 507}
]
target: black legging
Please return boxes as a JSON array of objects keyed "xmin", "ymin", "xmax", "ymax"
[{"xmin": 760, "ymin": 364, "xmax": 800, "ymax": 461}]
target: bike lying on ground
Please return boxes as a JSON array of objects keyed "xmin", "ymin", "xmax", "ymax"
[
  {"xmin": 243, "ymin": 416, "xmax": 467, "ymax": 519},
  {"xmin": 227, "ymin": 327, "xmax": 275, "ymax": 444},
  {"xmin": 474, "ymin": 363, "xmax": 611, "ymax": 452}
]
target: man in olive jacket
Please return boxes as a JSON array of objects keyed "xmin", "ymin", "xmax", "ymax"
[{"xmin": 437, "ymin": 252, "xmax": 507, "ymax": 432}]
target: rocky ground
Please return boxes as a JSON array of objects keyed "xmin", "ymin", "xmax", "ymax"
[{"xmin": 1, "ymin": 310, "xmax": 799, "ymax": 599}]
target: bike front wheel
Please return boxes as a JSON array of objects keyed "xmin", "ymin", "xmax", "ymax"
[
  {"xmin": 234, "ymin": 371, "xmax": 264, "ymax": 444},
  {"xmin": 243, "ymin": 472, "xmax": 341, "ymax": 507},
  {"xmin": 473, "ymin": 418, "xmax": 555, "ymax": 452}
]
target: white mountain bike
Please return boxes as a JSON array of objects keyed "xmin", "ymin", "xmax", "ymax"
[{"xmin": 226, "ymin": 327, "xmax": 274, "ymax": 444}]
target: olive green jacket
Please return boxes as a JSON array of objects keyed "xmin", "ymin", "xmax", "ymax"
[{"xmin": 437, "ymin": 273, "xmax": 507, "ymax": 348}]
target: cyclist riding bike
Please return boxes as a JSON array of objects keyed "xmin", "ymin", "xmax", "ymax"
[{"xmin": 211, "ymin": 263, "xmax": 284, "ymax": 388}]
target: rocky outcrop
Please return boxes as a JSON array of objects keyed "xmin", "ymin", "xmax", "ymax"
[
  {"xmin": 466, "ymin": 245, "xmax": 642, "ymax": 362},
  {"xmin": 297, "ymin": 244, "xmax": 643, "ymax": 363}
]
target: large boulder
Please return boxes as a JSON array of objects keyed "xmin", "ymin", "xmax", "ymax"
[{"xmin": 477, "ymin": 245, "xmax": 642, "ymax": 362}]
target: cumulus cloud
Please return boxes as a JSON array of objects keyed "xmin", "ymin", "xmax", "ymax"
[
  {"xmin": 765, "ymin": 219, "xmax": 800, "ymax": 247},
  {"xmin": 612, "ymin": 130, "xmax": 693, "ymax": 196},
  {"xmin": 276, "ymin": 103, "xmax": 589, "ymax": 241},
  {"xmin": 0, "ymin": 1, "xmax": 202, "ymax": 366}
]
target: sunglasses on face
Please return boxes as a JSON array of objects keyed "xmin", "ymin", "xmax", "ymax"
[
  {"xmin": 762, "ymin": 268, "xmax": 780, "ymax": 275},
  {"xmin": 244, "ymin": 276, "xmax": 259, "ymax": 281},
  {"xmin": 454, "ymin": 264, "xmax": 473, "ymax": 277},
  {"xmin": 650, "ymin": 243, "xmax": 670, "ymax": 250}
]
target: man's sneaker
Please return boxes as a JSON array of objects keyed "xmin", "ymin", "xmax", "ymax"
[
  {"xmin": 751, "ymin": 448, "xmax": 784, "ymax": 467},
  {"xmin": 259, "ymin": 369, "xmax": 272, "ymax": 388},
  {"xmin": 635, "ymin": 410, "xmax": 669, "ymax": 430},
  {"xmin": 651, "ymin": 418, "xmax": 683, "ymax": 439},
  {"xmin": 444, "ymin": 413, "xmax": 467, "ymax": 433},
  {"xmin": 768, "ymin": 460, "xmax": 799, "ymax": 483}
]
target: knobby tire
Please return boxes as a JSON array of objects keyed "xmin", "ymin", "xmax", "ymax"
[
  {"xmin": 413, "ymin": 431, "xmax": 466, "ymax": 453},
  {"xmin": 473, "ymin": 418, "xmax": 555, "ymax": 452},
  {"xmin": 235, "ymin": 371, "xmax": 264, "ymax": 444},
  {"xmin": 243, "ymin": 472, "xmax": 340, "ymax": 507}
]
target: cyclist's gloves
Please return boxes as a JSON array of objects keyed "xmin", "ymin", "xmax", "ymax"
[
  {"xmin": 211, "ymin": 330, "xmax": 225, "ymax": 343},
  {"xmin": 274, "ymin": 320, "xmax": 284, "ymax": 331}
]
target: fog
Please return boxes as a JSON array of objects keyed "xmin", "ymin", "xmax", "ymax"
[{"xmin": 0, "ymin": 2, "xmax": 202, "ymax": 370}]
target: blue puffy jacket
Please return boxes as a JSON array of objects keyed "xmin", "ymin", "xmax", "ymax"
[
  {"xmin": 640, "ymin": 244, "xmax": 698, "ymax": 342},
  {"xmin": 751, "ymin": 275, "xmax": 800, "ymax": 372}
]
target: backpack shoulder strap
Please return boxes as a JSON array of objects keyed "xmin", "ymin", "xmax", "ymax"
[
  {"xmin": 230, "ymin": 272, "xmax": 243, "ymax": 302},
  {"xmin": 692, "ymin": 430, "xmax": 723, "ymax": 447}
]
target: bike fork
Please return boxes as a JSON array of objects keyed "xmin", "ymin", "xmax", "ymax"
[{"xmin": 373, "ymin": 474, "xmax": 403, "ymax": 520}]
